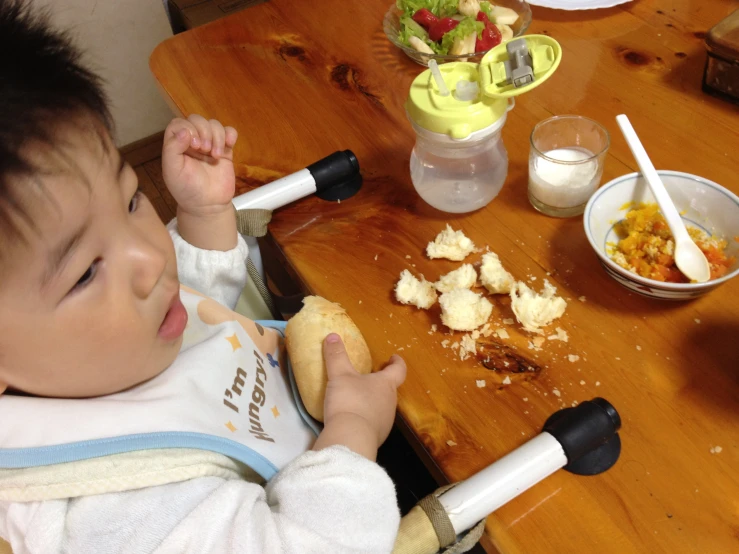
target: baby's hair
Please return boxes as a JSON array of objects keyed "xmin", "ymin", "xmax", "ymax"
[{"xmin": 0, "ymin": 0, "xmax": 112, "ymax": 239}]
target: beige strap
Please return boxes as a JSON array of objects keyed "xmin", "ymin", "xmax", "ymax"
[
  {"xmin": 417, "ymin": 484, "xmax": 458, "ymax": 549},
  {"xmin": 235, "ymin": 208, "xmax": 279, "ymax": 319},
  {"xmin": 398, "ymin": 482, "xmax": 487, "ymax": 554},
  {"xmin": 236, "ymin": 208, "xmax": 272, "ymax": 237},
  {"xmin": 441, "ymin": 518, "xmax": 486, "ymax": 554},
  {"xmin": 392, "ymin": 505, "xmax": 441, "ymax": 554},
  {"xmin": 246, "ymin": 257, "xmax": 279, "ymax": 319}
]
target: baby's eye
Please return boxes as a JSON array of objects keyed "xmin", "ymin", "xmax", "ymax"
[
  {"xmin": 71, "ymin": 258, "xmax": 100, "ymax": 292},
  {"xmin": 128, "ymin": 189, "xmax": 142, "ymax": 213}
]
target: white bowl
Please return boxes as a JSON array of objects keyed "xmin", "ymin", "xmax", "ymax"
[{"xmin": 584, "ymin": 171, "xmax": 739, "ymax": 300}]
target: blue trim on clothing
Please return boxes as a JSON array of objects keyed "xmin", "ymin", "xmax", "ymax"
[{"xmin": 0, "ymin": 432, "xmax": 279, "ymax": 479}]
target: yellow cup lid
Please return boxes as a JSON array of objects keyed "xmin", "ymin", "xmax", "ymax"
[{"xmin": 405, "ymin": 35, "xmax": 563, "ymax": 139}]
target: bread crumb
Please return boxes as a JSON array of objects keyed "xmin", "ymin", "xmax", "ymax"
[
  {"xmin": 615, "ymin": 357, "xmax": 621, "ymax": 361},
  {"xmin": 510, "ymin": 279, "xmax": 567, "ymax": 334},
  {"xmin": 397, "ymin": 347, "xmax": 404, "ymax": 351},
  {"xmin": 636, "ymin": 345, "xmax": 642, "ymax": 351},
  {"xmin": 524, "ymin": 410, "xmax": 529, "ymax": 414},
  {"xmin": 503, "ymin": 318, "xmax": 515, "ymax": 325},
  {"xmin": 532, "ymin": 337, "xmax": 545, "ymax": 348},
  {"xmin": 458, "ymin": 334, "xmax": 477, "ymax": 361},
  {"xmin": 580, "ymin": 380, "xmax": 586, "ymax": 385},
  {"xmin": 476, "ymin": 380, "xmax": 486, "ymax": 388},
  {"xmin": 709, "ymin": 446, "xmax": 722, "ymax": 454},
  {"xmin": 471, "ymin": 330, "xmax": 480, "ymax": 340},
  {"xmin": 439, "ymin": 289, "xmax": 493, "ymax": 331},
  {"xmin": 447, "ymin": 440, "xmax": 457, "ymax": 447},
  {"xmin": 568, "ymin": 354, "xmax": 580, "ymax": 363},
  {"xmin": 480, "ymin": 251, "xmax": 515, "ymax": 294},
  {"xmin": 502, "ymin": 376, "xmax": 511, "ymax": 385},
  {"xmin": 552, "ymin": 388, "xmax": 561, "ymax": 397},
  {"xmin": 374, "ymin": 254, "xmax": 378, "ymax": 261},
  {"xmin": 441, "ymin": 339, "xmax": 450, "ymax": 348},
  {"xmin": 547, "ymin": 327, "xmax": 569, "ymax": 342},
  {"xmin": 358, "ymin": 300, "xmax": 362, "ymax": 304},
  {"xmin": 405, "ymin": 255, "xmax": 411, "ymax": 259},
  {"xmin": 426, "ymin": 224, "xmax": 476, "ymax": 261},
  {"xmin": 429, "ymin": 324, "xmax": 438, "ymax": 334},
  {"xmin": 495, "ymin": 328, "xmax": 510, "ymax": 339},
  {"xmin": 694, "ymin": 318, "xmax": 701, "ymax": 324},
  {"xmin": 480, "ymin": 323, "xmax": 493, "ymax": 337},
  {"xmin": 395, "ymin": 269, "xmax": 438, "ymax": 309},
  {"xmin": 571, "ymin": 401, "xmax": 579, "ymax": 407},
  {"xmin": 436, "ymin": 264, "xmax": 477, "ymax": 293},
  {"xmin": 579, "ymin": 296, "xmax": 586, "ymax": 302},
  {"xmin": 523, "ymin": 397, "xmax": 528, "ymax": 402}
]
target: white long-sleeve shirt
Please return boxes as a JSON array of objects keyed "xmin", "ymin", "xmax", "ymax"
[{"xmin": 0, "ymin": 223, "xmax": 400, "ymax": 554}]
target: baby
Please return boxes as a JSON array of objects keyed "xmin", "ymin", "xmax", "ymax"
[{"xmin": 0, "ymin": 2, "xmax": 405, "ymax": 552}]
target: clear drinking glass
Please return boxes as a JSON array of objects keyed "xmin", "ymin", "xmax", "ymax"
[{"xmin": 528, "ymin": 115, "xmax": 610, "ymax": 218}]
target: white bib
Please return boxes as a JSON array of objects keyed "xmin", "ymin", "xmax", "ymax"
[{"xmin": 0, "ymin": 288, "xmax": 319, "ymax": 481}]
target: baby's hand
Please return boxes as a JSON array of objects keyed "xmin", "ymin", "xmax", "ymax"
[
  {"xmin": 313, "ymin": 334, "xmax": 406, "ymax": 460},
  {"xmin": 162, "ymin": 115, "xmax": 238, "ymax": 217}
]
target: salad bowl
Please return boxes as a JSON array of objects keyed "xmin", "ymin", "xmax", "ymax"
[{"xmin": 384, "ymin": 0, "xmax": 532, "ymax": 66}]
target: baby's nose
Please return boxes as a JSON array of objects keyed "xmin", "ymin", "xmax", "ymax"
[{"xmin": 129, "ymin": 236, "xmax": 167, "ymax": 299}]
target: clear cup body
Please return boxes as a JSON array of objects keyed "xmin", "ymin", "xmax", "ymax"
[
  {"xmin": 410, "ymin": 118, "xmax": 508, "ymax": 214},
  {"xmin": 528, "ymin": 115, "xmax": 610, "ymax": 218}
]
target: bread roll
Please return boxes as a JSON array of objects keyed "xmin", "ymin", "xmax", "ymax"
[{"xmin": 285, "ymin": 296, "xmax": 372, "ymax": 421}]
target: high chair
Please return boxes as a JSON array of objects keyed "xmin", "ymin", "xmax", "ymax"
[{"xmin": 230, "ymin": 152, "xmax": 624, "ymax": 554}]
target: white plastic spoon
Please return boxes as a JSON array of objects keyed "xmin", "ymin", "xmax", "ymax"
[{"xmin": 616, "ymin": 114, "xmax": 710, "ymax": 283}]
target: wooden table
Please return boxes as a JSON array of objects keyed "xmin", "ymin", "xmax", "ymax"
[{"xmin": 150, "ymin": 1, "xmax": 739, "ymax": 552}]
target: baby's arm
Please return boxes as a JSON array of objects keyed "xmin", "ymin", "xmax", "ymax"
[
  {"xmin": 162, "ymin": 115, "xmax": 239, "ymax": 252},
  {"xmin": 0, "ymin": 447, "xmax": 400, "ymax": 553},
  {"xmin": 162, "ymin": 116, "xmax": 247, "ymax": 308}
]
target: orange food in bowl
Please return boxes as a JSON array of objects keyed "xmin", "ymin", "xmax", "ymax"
[{"xmin": 609, "ymin": 204, "xmax": 734, "ymax": 283}]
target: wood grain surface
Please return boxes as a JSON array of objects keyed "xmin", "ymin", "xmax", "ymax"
[{"xmin": 150, "ymin": 1, "xmax": 739, "ymax": 552}]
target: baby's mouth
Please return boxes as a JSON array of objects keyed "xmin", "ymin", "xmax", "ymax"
[{"xmin": 158, "ymin": 291, "xmax": 188, "ymax": 341}]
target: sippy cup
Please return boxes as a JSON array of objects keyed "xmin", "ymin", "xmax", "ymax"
[{"xmin": 405, "ymin": 36, "xmax": 563, "ymax": 213}]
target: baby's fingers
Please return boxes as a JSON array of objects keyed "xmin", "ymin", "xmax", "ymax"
[
  {"xmin": 209, "ymin": 119, "xmax": 226, "ymax": 159},
  {"xmin": 378, "ymin": 355, "xmax": 407, "ymax": 389},
  {"xmin": 163, "ymin": 118, "xmax": 198, "ymax": 159},
  {"xmin": 323, "ymin": 334, "xmax": 359, "ymax": 380},
  {"xmin": 187, "ymin": 114, "xmax": 212, "ymax": 152},
  {"xmin": 225, "ymin": 126, "xmax": 238, "ymax": 149}
]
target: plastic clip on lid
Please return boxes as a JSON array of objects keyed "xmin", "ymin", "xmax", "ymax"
[
  {"xmin": 405, "ymin": 35, "xmax": 562, "ymax": 140},
  {"xmin": 480, "ymin": 35, "xmax": 563, "ymax": 98}
]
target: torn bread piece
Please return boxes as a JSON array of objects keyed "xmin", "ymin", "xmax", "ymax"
[
  {"xmin": 479, "ymin": 252, "xmax": 515, "ymax": 294},
  {"xmin": 426, "ymin": 224, "xmax": 476, "ymax": 261},
  {"xmin": 395, "ymin": 269, "xmax": 437, "ymax": 309},
  {"xmin": 510, "ymin": 279, "xmax": 567, "ymax": 334},
  {"xmin": 435, "ymin": 263, "xmax": 477, "ymax": 293},
  {"xmin": 439, "ymin": 289, "xmax": 493, "ymax": 331}
]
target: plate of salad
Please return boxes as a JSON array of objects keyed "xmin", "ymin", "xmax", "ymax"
[{"xmin": 384, "ymin": 0, "xmax": 532, "ymax": 66}]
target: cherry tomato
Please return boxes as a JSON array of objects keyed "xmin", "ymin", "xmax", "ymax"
[
  {"xmin": 412, "ymin": 8, "xmax": 439, "ymax": 30},
  {"xmin": 429, "ymin": 17, "xmax": 459, "ymax": 42}
]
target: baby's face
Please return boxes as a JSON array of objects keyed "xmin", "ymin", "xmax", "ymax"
[{"xmin": 0, "ymin": 121, "xmax": 186, "ymax": 397}]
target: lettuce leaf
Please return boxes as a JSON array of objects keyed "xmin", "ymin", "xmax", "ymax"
[
  {"xmin": 479, "ymin": 1, "xmax": 494, "ymax": 19},
  {"xmin": 396, "ymin": 0, "xmax": 460, "ymax": 18},
  {"xmin": 439, "ymin": 17, "xmax": 484, "ymax": 54},
  {"xmin": 398, "ymin": 15, "xmax": 429, "ymax": 43}
]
